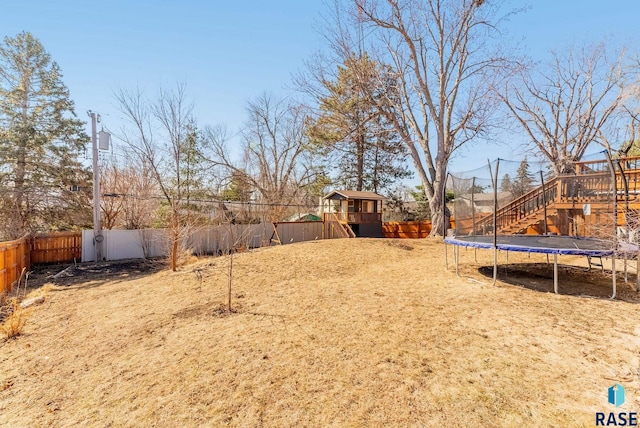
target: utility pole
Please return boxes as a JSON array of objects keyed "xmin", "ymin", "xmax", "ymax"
[{"xmin": 89, "ymin": 111, "xmax": 103, "ymax": 262}]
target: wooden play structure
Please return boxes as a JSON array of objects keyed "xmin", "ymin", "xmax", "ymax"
[{"xmin": 322, "ymin": 190, "xmax": 385, "ymax": 238}]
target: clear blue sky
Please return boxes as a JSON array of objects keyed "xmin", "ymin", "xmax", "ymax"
[{"xmin": 1, "ymin": 1, "xmax": 639, "ymax": 174}]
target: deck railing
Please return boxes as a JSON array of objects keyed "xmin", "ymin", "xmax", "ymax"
[
  {"xmin": 469, "ymin": 177, "xmax": 558, "ymax": 234},
  {"xmin": 323, "ymin": 212, "xmax": 382, "ymax": 224}
]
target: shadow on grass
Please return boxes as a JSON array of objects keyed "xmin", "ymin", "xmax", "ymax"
[
  {"xmin": 478, "ymin": 263, "xmax": 640, "ymax": 303},
  {"xmin": 27, "ymin": 259, "xmax": 167, "ymax": 291}
]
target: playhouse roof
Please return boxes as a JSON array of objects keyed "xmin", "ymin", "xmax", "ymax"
[{"xmin": 324, "ymin": 190, "xmax": 385, "ymax": 201}]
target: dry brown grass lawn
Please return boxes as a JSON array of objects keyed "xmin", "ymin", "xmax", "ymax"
[{"xmin": 1, "ymin": 238, "xmax": 639, "ymax": 427}]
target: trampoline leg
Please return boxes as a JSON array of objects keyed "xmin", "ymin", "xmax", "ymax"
[
  {"xmin": 493, "ymin": 248, "xmax": 497, "ymax": 285},
  {"xmin": 505, "ymin": 251, "xmax": 509, "ymax": 275},
  {"xmin": 553, "ymin": 254, "xmax": 558, "ymax": 294},
  {"xmin": 445, "ymin": 243, "xmax": 448, "ymax": 270},
  {"xmin": 624, "ymin": 253, "xmax": 628, "ymax": 283},
  {"xmin": 455, "ymin": 244, "xmax": 459, "ymax": 277},
  {"xmin": 611, "ymin": 256, "xmax": 617, "ymax": 300}
]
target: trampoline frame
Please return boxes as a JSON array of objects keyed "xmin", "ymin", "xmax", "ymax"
[
  {"xmin": 444, "ymin": 152, "xmax": 640, "ymax": 299},
  {"xmin": 444, "ymin": 235, "xmax": 640, "ymax": 299}
]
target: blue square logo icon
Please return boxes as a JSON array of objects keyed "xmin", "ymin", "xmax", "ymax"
[{"xmin": 608, "ymin": 383, "xmax": 625, "ymax": 407}]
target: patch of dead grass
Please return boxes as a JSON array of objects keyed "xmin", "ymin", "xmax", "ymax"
[
  {"xmin": 0, "ymin": 298, "xmax": 31, "ymax": 340},
  {"xmin": 0, "ymin": 238, "xmax": 638, "ymax": 427}
]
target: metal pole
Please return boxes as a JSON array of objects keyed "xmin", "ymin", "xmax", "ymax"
[
  {"xmin": 442, "ymin": 171, "xmax": 448, "ymax": 236},
  {"xmin": 553, "ymin": 253, "xmax": 558, "ymax": 294},
  {"xmin": 611, "ymin": 256, "xmax": 617, "ymax": 300},
  {"xmin": 604, "ymin": 151, "xmax": 619, "ymax": 299},
  {"xmin": 615, "ymin": 159, "xmax": 629, "ymax": 214},
  {"xmin": 90, "ymin": 111, "xmax": 103, "ymax": 262},
  {"xmin": 471, "ymin": 177, "xmax": 476, "ymax": 235},
  {"xmin": 455, "ymin": 244, "xmax": 459, "ymax": 277},
  {"xmin": 604, "ymin": 150, "xmax": 618, "ymax": 246},
  {"xmin": 488, "ymin": 159, "xmax": 500, "ymax": 284},
  {"xmin": 444, "ymin": 242, "xmax": 448, "ymax": 270},
  {"xmin": 540, "ymin": 170, "xmax": 548, "ymax": 235}
]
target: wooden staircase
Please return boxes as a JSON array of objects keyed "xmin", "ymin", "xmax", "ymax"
[
  {"xmin": 472, "ymin": 177, "xmax": 560, "ymax": 235},
  {"xmin": 499, "ymin": 208, "xmax": 558, "ymax": 234},
  {"xmin": 326, "ymin": 213, "xmax": 356, "ymax": 238}
]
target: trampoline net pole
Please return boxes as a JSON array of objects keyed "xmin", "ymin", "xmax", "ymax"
[
  {"xmin": 605, "ymin": 150, "xmax": 618, "ymax": 299},
  {"xmin": 540, "ymin": 170, "xmax": 548, "ymax": 235},
  {"xmin": 488, "ymin": 159, "xmax": 499, "ymax": 284},
  {"xmin": 442, "ymin": 171, "xmax": 448, "ymax": 236},
  {"xmin": 471, "ymin": 177, "xmax": 476, "ymax": 235},
  {"xmin": 612, "ymin": 255, "xmax": 617, "ymax": 300}
]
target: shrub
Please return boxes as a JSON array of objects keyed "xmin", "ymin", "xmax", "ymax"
[{"xmin": 0, "ymin": 298, "xmax": 30, "ymax": 340}]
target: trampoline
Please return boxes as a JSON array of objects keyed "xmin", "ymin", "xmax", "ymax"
[{"xmin": 444, "ymin": 235, "xmax": 640, "ymax": 298}]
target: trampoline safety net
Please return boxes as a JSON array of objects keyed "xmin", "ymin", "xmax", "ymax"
[{"xmin": 446, "ymin": 153, "xmax": 617, "ymax": 242}]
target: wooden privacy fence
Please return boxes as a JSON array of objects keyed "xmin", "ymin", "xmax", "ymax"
[
  {"xmin": 0, "ymin": 235, "xmax": 30, "ymax": 295},
  {"xmin": 31, "ymin": 232, "xmax": 82, "ymax": 265},
  {"xmin": 382, "ymin": 221, "xmax": 432, "ymax": 239},
  {"xmin": 0, "ymin": 232, "xmax": 82, "ymax": 295}
]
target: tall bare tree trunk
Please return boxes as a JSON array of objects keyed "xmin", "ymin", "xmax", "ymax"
[
  {"xmin": 356, "ymin": 131, "xmax": 365, "ymax": 191},
  {"xmin": 171, "ymin": 211, "xmax": 179, "ymax": 272}
]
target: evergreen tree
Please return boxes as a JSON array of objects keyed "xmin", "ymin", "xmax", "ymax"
[
  {"xmin": 178, "ymin": 123, "xmax": 214, "ymax": 223},
  {"xmin": 410, "ymin": 185, "xmax": 431, "ymax": 220},
  {"xmin": 0, "ymin": 32, "xmax": 90, "ymax": 239},
  {"xmin": 502, "ymin": 158, "xmax": 535, "ymax": 198},
  {"xmin": 512, "ymin": 158, "xmax": 535, "ymax": 198},
  {"xmin": 307, "ymin": 53, "xmax": 411, "ymax": 193},
  {"xmin": 220, "ymin": 171, "xmax": 253, "ymax": 202},
  {"xmin": 410, "ymin": 185, "xmax": 455, "ymax": 221},
  {"xmin": 500, "ymin": 174, "xmax": 513, "ymax": 193}
]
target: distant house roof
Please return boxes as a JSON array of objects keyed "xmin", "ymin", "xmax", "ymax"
[{"xmin": 324, "ymin": 190, "xmax": 385, "ymax": 201}]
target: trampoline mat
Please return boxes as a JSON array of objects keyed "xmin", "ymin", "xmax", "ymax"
[{"xmin": 444, "ymin": 235, "xmax": 617, "ymax": 256}]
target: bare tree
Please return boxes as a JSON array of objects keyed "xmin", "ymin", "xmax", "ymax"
[
  {"xmin": 326, "ymin": 0, "xmax": 515, "ymax": 235},
  {"xmin": 99, "ymin": 162, "xmax": 125, "ymax": 230},
  {"xmin": 501, "ymin": 43, "xmax": 628, "ymax": 174},
  {"xmin": 221, "ymin": 217, "xmax": 256, "ymax": 312},
  {"xmin": 115, "ymin": 84, "xmax": 203, "ymax": 271},
  {"xmin": 203, "ymin": 94, "xmax": 316, "ymax": 221},
  {"xmin": 99, "ymin": 155, "xmax": 159, "ymax": 230}
]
